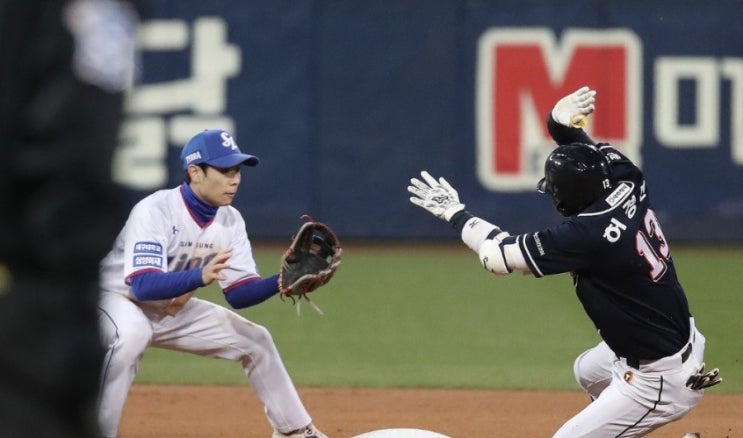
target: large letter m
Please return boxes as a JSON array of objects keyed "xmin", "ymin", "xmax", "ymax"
[{"xmin": 476, "ymin": 28, "xmax": 642, "ymax": 191}]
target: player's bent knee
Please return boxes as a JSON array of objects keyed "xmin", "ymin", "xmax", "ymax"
[
  {"xmin": 573, "ymin": 348, "xmax": 611, "ymax": 398},
  {"xmin": 573, "ymin": 349, "xmax": 593, "ymax": 392},
  {"xmin": 232, "ymin": 321, "xmax": 279, "ymax": 354},
  {"xmin": 109, "ymin": 325, "xmax": 151, "ymax": 361},
  {"xmin": 114, "ymin": 336, "xmax": 150, "ymax": 363},
  {"xmin": 248, "ymin": 324, "xmax": 274, "ymax": 345}
]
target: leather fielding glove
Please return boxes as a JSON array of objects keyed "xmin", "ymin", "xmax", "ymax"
[
  {"xmin": 279, "ymin": 218, "xmax": 342, "ymax": 298},
  {"xmin": 552, "ymin": 86, "xmax": 596, "ymax": 128},
  {"xmin": 408, "ymin": 170, "xmax": 465, "ymax": 222}
]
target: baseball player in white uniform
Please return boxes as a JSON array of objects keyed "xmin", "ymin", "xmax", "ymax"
[{"xmin": 97, "ymin": 129, "xmax": 327, "ymax": 438}]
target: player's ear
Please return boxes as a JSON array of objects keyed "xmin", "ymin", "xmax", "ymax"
[{"xmin": 187, "ymin": 164, "xmax": 204, "ymax": 183}]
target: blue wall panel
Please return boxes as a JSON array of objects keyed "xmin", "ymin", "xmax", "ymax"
[{"xmin": 120, "ymin": 1, "xmax": 743, "ymax": 241}]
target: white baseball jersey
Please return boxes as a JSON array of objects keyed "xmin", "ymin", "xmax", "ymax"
[{"xmin": 100, "ymin": 185, "xmax": 259, "ymax": 304}]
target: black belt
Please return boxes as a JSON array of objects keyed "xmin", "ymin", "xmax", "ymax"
[{"xmin": 625, "ymin": 343, "xmax": 692, "ymax": 370}]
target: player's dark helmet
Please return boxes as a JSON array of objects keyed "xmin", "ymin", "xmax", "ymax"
[{"xmin": 537, "ymin": 143, "xmax": 613, "ymax": 217}]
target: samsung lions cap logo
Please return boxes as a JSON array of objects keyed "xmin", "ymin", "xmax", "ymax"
[{"xmin": 220, "ymin": 131, "xmax": 238, "ymax": 150}]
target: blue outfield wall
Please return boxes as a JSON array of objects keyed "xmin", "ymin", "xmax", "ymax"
[{"xmin": 115, "ymin": 1, "xmax": 743, "ymax": 242}]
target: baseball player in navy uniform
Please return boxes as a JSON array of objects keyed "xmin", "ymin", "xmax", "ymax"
[
  {"xmin": 408, "ymin": 87, "xmax": 721, "ymax": 437},
  {"xmin": 97, "ymin": 129, "xmax": 327, "ymax": 438}
]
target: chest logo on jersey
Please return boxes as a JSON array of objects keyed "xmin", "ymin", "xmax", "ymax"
[
  {"xmin": 179, "ymin": 241, "xmax": 214, "ymax": 249},
  {"xmin": 605, "ymin": 182, "xmax": 632, "ymax": 207},
  {"xmin": 171, "ymin": 252, "xmax": 218, "ymax": 272}
]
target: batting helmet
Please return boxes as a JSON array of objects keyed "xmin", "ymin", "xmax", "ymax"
[{"xmin": 537, "ymin": 143, "xmax": 613, "ymax": 216}]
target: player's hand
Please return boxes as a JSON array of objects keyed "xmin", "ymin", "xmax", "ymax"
[
  {"xmin": 201, "ymin": 248, "xmax": 233, "ymax": 285},
  {"xmin": 552, "ymin": 86, "xmax": 596, "ymax": 128},
  {"xmin": 686, "ymin": 362, "xmax": 722, "ymax": 390},
  {"xmin": 408, "ymin": 170, "xmax": 465, "ymax": 222}
]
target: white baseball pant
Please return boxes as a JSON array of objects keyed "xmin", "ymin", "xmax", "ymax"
[
  {"xmin": 97, "ymin": 292, "xmax": 312, "ymax": 437},
  {"xmin": 554, "ymin": 318, "xmax": 705, "ymax": 437}
]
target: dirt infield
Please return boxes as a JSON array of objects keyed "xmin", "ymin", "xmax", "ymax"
[{"xmin": 119, "ymin": 385, "xmax": 740, "ymax": 437}]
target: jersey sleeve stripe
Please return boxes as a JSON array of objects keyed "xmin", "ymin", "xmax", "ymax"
[{"xmin": 518, "ymin": 233, "xmax": 544, "ymax": 278}]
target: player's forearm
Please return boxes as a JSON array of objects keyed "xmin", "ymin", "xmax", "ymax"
[
  {"xmin": 450, "ymin": 211, "xmax": 510, "ymax": 275},
  {"xmin": 451, "ymin": 211, "xmax": 507, "ymax": 252},
  {"xmin": 223, "ymin": 274, "xmax": 279, "ymax": 309},
  {"xmin": 128, "ymin": 269, "xmax": 204, "ymax": 301},
  {"xmin": 546, "ymin": 112, "xmax": 595, "ymax": 146},
  {"xmin": 450, "ymin": 211, "xmax": 530, "ymax": 275}
]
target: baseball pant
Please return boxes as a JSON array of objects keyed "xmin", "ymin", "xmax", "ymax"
[
  {"xmin": 555, "ymin": 318, "xmax": 705, "ymax": 437},
  {"xmin": 97, "ymin": 292, "xmax": 312, "ymax": 437}
]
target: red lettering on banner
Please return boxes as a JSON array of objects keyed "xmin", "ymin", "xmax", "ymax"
[{"xmin": 476, "ymin": 29, "xmax": 642, "ymax": 191}]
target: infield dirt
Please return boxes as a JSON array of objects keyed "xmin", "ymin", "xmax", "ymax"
[{"xmin": 120, "ymin": 385, "xmax": 740, "ymax": 437}]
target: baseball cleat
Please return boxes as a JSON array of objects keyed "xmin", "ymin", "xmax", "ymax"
[{"xmin": 272, "ymin": 424, "xmax": 328, "ymax": 438}]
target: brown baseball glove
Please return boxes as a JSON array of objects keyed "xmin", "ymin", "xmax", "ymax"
[{"xmin": 278, "ymin": 216, "xmax": 342, "ymax": 312}]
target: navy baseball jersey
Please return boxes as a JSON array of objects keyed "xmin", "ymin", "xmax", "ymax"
[{"xmin": 507, "ymin": 121, "xmax": 692, "ymax": 360}]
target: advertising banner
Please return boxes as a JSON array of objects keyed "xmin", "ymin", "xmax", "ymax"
[{"xmin": 116, "ymin": 1, "xmax": 743, "ymax": 241}]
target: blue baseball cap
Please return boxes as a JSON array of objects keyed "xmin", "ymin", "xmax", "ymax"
[{"xmin": 181, "ymin": 129, "xmax": 259, "ymax": 170}]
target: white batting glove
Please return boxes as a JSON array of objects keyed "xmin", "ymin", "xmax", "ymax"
[
  {"xmin": 408, "ymin": 170, "xmax": 465, "ymax": 222},
  {"xmin": 686, "ymin": 362, "xmax": 722, "ymax": 390},
  {"xmin": 552, "ymin": 86, "xmax": 596, "ymax": 128}
]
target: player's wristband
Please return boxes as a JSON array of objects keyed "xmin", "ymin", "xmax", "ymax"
[
  {"xmin": 460, "ymin": 217, "xmax": 502, "ymax": 253},
  {"xmin": 450, "ymin": 210, "xmax": 474, "ymax": 232}
]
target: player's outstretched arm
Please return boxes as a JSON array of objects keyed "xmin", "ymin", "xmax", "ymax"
[{"xmin": 408, "ymin": 171, "xmax": 518, "ymax": 275}]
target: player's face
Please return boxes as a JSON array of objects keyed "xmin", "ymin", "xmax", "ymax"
[{"xmin": 189, "ymin": 165, "xmax": 242, "ymax": 207}]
